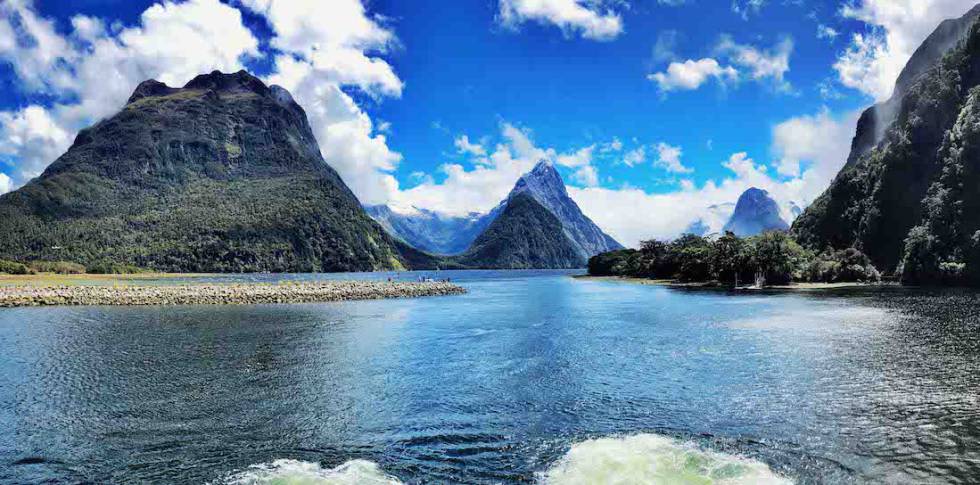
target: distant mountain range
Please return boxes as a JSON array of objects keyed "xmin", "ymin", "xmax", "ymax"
[
  {"xmin": 793, "ymin": 4, "xmax": 980, "ymax": 283},
  {"xmin": 0, "ymin": 71, "xmax": 438, "ymax": 272},
  {"xmin": 364, "ymin": 205, "xmax": 492, "ymax": 256},
  {"xmin": 722, "ymin": 188, "xmax": 789, "ymax": 237},
  {"xmin": 368, "ymin": 160, "xmax": 622, "ymax": 268}
]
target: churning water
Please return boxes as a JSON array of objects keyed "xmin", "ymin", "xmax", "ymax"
[{"xmin": 1, "ymin": 270, "xmax": 979, "ymax": 483}]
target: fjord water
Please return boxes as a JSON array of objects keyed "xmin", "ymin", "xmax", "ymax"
[{"xmin": 1, "ymin": 271, "xmax": 979, "ymax": 483}]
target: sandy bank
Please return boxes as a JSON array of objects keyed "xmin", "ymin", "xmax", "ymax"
[{"xmin": 0, "ymin": 280, "xmax": 466, "ymax": 307}]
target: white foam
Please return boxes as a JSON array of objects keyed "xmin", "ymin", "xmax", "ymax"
[
  {"xmin": 220, "ymin": 459, "xmax": 403, "ymax": 485},
  {"xmin": 540, "ymin": 434, "xmax": 793, "ymax": 485}
]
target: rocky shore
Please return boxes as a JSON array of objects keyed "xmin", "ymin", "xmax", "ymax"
[{"xmin": 0, "ymin": 280, "xmax": 466, "ymax": 307}]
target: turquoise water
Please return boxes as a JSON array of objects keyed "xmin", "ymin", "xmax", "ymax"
[{"xmin": 1, "ymin": 270, "xmax": 978, "ymax": 483}]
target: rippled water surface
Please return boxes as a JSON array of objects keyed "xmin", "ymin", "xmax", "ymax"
[{"xmin": 2, "ymin": 270, "xmax": 979, "ymax": 483}]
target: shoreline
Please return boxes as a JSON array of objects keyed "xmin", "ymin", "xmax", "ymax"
[
  {"xmin": 0, "ymin": 280, "xmax": 466, "ymax": 308},
  {"xmin": 573, "ymin": 274, "xmax": 888, "ymax": 291}
]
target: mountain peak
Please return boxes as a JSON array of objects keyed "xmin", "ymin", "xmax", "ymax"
[
  {"xmin": 126, "ymin": 70, "xmax": 273, "ymax": 105},
  {"xmin": 723, "ymin": 187, "xmax": 788, "ymax": 237}
]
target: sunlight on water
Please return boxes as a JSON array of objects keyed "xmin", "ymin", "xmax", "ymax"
[
  {"xmin": 220, "ymin": 459, "xmax": 402, "ymax": 485},
  {"xmin": 540, "ymin": 434, "xmax": 793, "ymax": 485}
]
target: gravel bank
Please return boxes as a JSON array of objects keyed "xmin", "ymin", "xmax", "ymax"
[{"xmin": 0, "ymin": 281, "xmax": 466, "ymax": 307}]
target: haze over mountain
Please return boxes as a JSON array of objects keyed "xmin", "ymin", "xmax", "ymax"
[
  {"xmin": 794, "ymin": 5, "xmax": 980, "ymax": 283},
  {"xmin": 364, "ymin": 205, "xmax": 493, "ymax": 256},
  {"xmin": 0, "ymin": 71, "xmax": 436, "ymax": 272},
  {"xmin": 723, "ymin": 188, "xmax": 790, "ymax": 237}
]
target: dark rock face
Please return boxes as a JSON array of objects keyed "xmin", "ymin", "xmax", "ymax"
[
  {"xmin": 793, "ymin": 9, "xmax": 980, "ymax": 275},
  {"xmin": 0, "ymin": 70, "xmax": 434, "ymax": 272},
  {"xmin": 364, "ymin": 205, "xmax": 495, "ymax": 256},
  {"xmin": 455, "ymin": 192, "xmax": 585, "ymax": 269},
  {"xmin": 722, "ymin": 188, "xmax": 788, "ymax": 237},
  {"xmin": 502, "ymin": 160, "xmax": 622, "ymax": 259}
]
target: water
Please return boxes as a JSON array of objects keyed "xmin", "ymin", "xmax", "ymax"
[{"xmin": 1, "ymin": 270, "xmax": 979, "ymax": 484}]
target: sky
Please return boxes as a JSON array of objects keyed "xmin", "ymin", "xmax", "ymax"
[{"xmin": 0, "ymin": 0, "xmax": 978, "ymax": 247}]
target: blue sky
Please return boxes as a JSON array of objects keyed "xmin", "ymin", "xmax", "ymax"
[{"xmin": 0, "ymin": 0, "xmax": 977, "ymax": 245}]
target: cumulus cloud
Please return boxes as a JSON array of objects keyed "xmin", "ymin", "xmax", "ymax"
[
  {"xmin": 455, "ymin": 135, "xmax": 487, "ymax": 157},
  {"xmin": 648, "ymin": 36, "xmax": 793, "ymax": 94},
  {"xmin": 731, "ymin": 0, "xmax": 767, "ymax": 19},
  {"xmin": 566, "ymin": 108, "xmax": 861, "ymax": 247},
  {"xmin": 771, "ymin": 108, "xmax": 860, "ymax": 178},
  {"xmin": 716, "ymin": 35, "xmax": 793, "ymax": 92},
  {"xmin": 836, "ymin": 0, "xmax": 978, "ymax": 100},
  {"xmin": 648, "ymin": 58, "xmax": 738, "ymax": 93},
  {"xmin": 621, "ymin": 146, "xmax": 646, "ymax": 167},
  {"xmin": 498, "ymin": 0, "xmax": 623, "ymax": 41},
  {"xmin": 654, "ymin": 142, "xmax": 692, "ymax": 174},
  {"xmin": 817, "ymin": 25, "xmax": 839, "ymax": 41},
  {"xmin": 0, "ymin": 172, "xmax": 11, "ymax": 195}
]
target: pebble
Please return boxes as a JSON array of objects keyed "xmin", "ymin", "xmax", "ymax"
[{"xmin": 0, "ymin": 281, "xmax": 467, "ymax": 307}]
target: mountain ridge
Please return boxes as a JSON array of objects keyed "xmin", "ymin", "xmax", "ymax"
[
  {"xmin": 792, "ymin": 7, "xmax": 980, "ymax": 283},
  {"xmin": 0, "ymin": 70, "xmax": 438, "ymax": 272}
]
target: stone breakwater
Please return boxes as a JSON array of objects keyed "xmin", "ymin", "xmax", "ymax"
[{"xmin": 0, "ymin": 281, "xmax": 466, "ymax": 307}]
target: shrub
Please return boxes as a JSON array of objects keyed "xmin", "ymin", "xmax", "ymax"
[
  {"xmin": 86, "ymin": 261, "xmax": 144, "ymax": 274},
  {"xmin": 28, "ymin": 260, "xmax": 87, "ymax": 274},
  {"xmin": 0, "ymin": 259, "xmax": 31, "ymax": 275},
  {"xmin": 804, "ymin": 247, "xmax": 881, "ymax": 283}
]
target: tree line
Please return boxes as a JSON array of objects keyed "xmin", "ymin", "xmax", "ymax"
[{"xmin": 588, "ymin": 231, "xmax": 881, "ymax": 287}]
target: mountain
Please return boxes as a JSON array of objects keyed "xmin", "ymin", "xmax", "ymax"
[
  {"xmin": 455, "ymin": 192, "xmax": 584, "ymax": 269},
  {"xmin": 793, "ymin": 7, "xmax": 980, "ymax": 282},
  {"xmin": 0, "ymin": 70, "xmax": 438, "ymax": 272},
  {"xmin": 366, "ymin": 160, "xmax": 621, "ymax": 267},
  {"xmin": 722, "ymin": 188, "xmax": 789, "ymax": 237},
  {"xmin": 502, "ymin": 160, "xmax": 622, "ymax": 259},
  {"xmin": 364, "ymin": 205, "xmax": 494, "ymax": 255}
]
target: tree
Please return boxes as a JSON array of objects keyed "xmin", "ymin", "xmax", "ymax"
[
  {"xmin": 750, "ymin": 231, "xmax": 806, "ymax": 286},
  {"xmin": 711, "ymin": 231, "xmax": 750, "ymax": 286}
]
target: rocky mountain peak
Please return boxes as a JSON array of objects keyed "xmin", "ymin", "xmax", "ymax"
[{"xmin": 722, "ymin": 187, "xmax": 789, "ymax": 237}]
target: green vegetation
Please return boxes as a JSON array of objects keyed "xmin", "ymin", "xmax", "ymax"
[
  {"xmin": 792, "ymin": 20, "xmax": 980, "ymax": 286},
  {"xmin": 27, "ymin": 261, "xmax": 86, "ymax": 274},
  {"xmin": 588, "ymin": 231, "xmax": 880, "ymax": 287},
  {"xmin": 0, "ymin": 260, "xmax": 31, "ymax": 275},
  {"xmin": 0, "ymin": 71, "xmax": 438, "ymax": 273},
  {"xmin": 456, "ymin": 192, "xmax": 585, "ymax": 269}
]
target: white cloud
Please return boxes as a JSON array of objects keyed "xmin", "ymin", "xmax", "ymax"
[
  {"xmin": 654, "ymin": 142, "xmax": 692, "ymax": 174},
  {"xmin": 648, "ymin": 36, "xmax": 792, "ymax": 94},
  {"xmin": 732, "ymin": 0, "xmax": 767, "ymax": 19},
  {"xmin": 570, "ymin": 165, "xmax": 599, "ymax": 187},
  {"xmin": 648, "ymin": 58, "xmax": 738, "ymax": 92},
  {"xmin": 716, "ymin": 35, "xmax": 793, "ymax": 91},
  {"xmin": 556, "ymin": 144, "xmax": 594, "ymax": 168},
  {"xmin": 388, "ymin": 122, "xmax": 601, "ymax": 215},
  {"xmin": 498, "ymin": 0, "xmax": 623, "ymax": 41},
  {"xmin": 455, "ymin": 135, "xmax": 487, "ymax": 156},
  {"xmin": 771, "ymin": 108, "xmax": 860, "ymax": 179},
  {"xmin": 817, "ymin": 24, "xmax": 839, "ymax": 41},
  {"xmin": 0, "ymin": 172, "xmax": 12, "ymax": 195},
  {"xmin": 622, "ymin": 146, "xmax": 646, "ymax": 167},
  {"xmin": 836, "ymin": 0, "xmax": 978, "ymax": 101},
  {"xmin": 567, "ymin": 108, "xmax": 862, "ymax": 247}
]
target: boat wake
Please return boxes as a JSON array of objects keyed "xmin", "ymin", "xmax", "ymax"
[
  {"xmin": 218, "ymin": 434, "xmax": 792, "ymax": 484},
  {"xmin": 540, "ymin": 434, "xmax": 792, "ymax": 484},
  {"xmin": 219, "ymin": 459, "xmax": 402, "ymax": 485}
]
